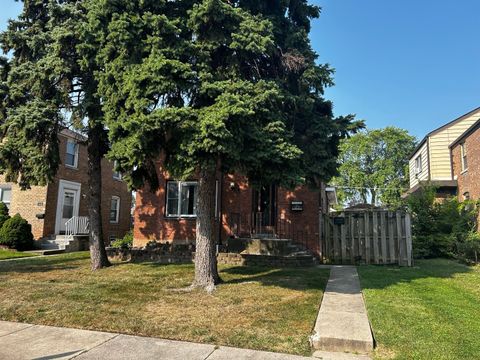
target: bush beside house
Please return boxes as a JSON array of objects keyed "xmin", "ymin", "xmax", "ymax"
[
  {"xmin": 408, "ymin": 186, "xmax": 480, "ymax": 263},
  {"xmin": 0, "ymin": 210, "xmax": 35, "ymax": 251}
]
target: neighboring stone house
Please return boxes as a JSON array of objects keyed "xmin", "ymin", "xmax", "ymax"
[
  {"xmin": 133, "ymin": 163, "xmax": 337, "ymax": 257},
  {"xmin": 404, "ymin": 107, "xmax": 480, "ymax": 199},
  {"xmin": 0, "ymin": 129, "xmax": 131, "ymax": 246},
  {"xmin": 450, "ymin": 119, "xmax": 480, "ymax": 205}
]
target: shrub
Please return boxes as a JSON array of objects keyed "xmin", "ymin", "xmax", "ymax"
[
  {"xmin": 0, "ymin": 214, "xmax": 34, "ymax": 251},
  {"xmin": 407, "ymin": 184, "xmax": 480, "ymax": 262},
  {"xmin": 111, "ymin": 230, "xmax": 133, "ymax": 249},
  {"xmin": 0, "ymin": 202, "xmax": 10, "ymax": 228}
]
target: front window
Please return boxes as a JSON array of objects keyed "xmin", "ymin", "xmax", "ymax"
[
  {"xmin": 110, "ymin": 196, "xmax": 120, "ymax": 223},
  {"xmin": 415, "ymin": 155, "xmax": 422, "ymax": 175},
  {"xmin": 166, "ymin": 181, "xmax": 198, "ymax": 217},
  {"xmin": 461, "ymin": 143, "xmax": 468, "ymax": 171},
  {"xmin": 0, "ymin": 187, "xmax": 12, "ymax": 209},
  {"xmin": 65, "ymin": 140, "xmax": 78, "ymax": 168}
]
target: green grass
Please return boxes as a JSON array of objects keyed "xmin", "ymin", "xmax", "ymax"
[
  {"xmin": 0, "ymin": 252, "xmax": 328, "ymax": 356},
  {"xmin": 0, "ymin": 249, "xmax": 38, "ymax": 260},
  {"xmin": 358, "ymin": 258, "xmax": 480, "ymax": 360}
]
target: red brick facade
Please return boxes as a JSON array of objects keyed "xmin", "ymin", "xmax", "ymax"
[
  {"xmin": 134, "ymin": 163, "xmax": 329, "ymax": 256},
  {"xmin": 451, "ymin": 122, "xmax": 480, "ymax": 203},
  {"xmin": 0, "ymin": 130, "xmax": 131, "ymax": 244}
]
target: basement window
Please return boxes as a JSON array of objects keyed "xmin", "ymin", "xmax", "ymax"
[{"xmin": 166, "ymin": 181, "xmax": 198, "ymax": 217}]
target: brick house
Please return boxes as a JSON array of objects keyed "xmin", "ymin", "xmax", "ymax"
[
  {"xmin": 404, "ymin": 107, "xmax": 480, "ymax": 199},
  {"xmin": 133, "ymin": 163, "xmax": 337, "ymax": 257},
  {"xmin": 450, "ymin": 119, "xmax": 480, "ymax": 207},
  {"xmin": 0, "ymin": 129, "xmax": 131, "ymax": 247}
]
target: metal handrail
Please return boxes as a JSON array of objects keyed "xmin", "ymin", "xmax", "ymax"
[{"xmin": 65, "ymin": 216, "xmax": 89, "ymax": 241}]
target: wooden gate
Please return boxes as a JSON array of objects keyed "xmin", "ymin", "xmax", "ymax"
[{"xmin": 320, "ymin": 210, "xmax": 413, "ymax": 266}]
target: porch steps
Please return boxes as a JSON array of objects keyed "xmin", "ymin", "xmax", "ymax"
[{"xmin": 39, "ymin": 235, "xmax": 88, "ymax": 252}]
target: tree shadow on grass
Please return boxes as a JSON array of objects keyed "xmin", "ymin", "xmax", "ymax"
[
  {"xmin": 357, "ymin": 258, "xmax": 473, "ymax": 291},
  {"xmin": 219, "ymin": 266, "xmax": 329, "ymax": 292},
  {"xmin": 0, "ymin": 253, "xmax": 90, "ymax": 274}
]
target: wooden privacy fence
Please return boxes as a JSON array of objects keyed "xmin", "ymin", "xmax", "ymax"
[{"xmin": 320, "ymin": 210, "xmax": 413, "ymax": 266}]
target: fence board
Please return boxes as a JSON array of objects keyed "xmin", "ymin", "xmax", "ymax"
[
  {"xmin": 405, "ymin": 213, "xmax": 413, "ymax": 267},
  {"xmin": 321, "ymin": 209, "xmax": 412, "ymax": 266},
  {"xmin": 380, "ymin": 211, "xmax": 387, "ymax": 263},
  {"xmin": 373, "ymin": 212, "xmax": 379, "ymax": 263}
]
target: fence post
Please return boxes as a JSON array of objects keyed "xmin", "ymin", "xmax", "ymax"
[
  {"xmin": 388, "ymin": 212, "xmax": 396, "ymax": 263},
  {"xmin": 350, "ymin": 214, "xmax": 355, "ymax": 264},
  {"xmin": 405, "ymin": 213, "xmax": 413, "ymax": 266},
  {"xmin": 396, "ymin": 211, "xmax": 404, "ymax": 266}
]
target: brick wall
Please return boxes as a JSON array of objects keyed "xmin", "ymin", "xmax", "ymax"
[
  {"xmin": 0, "ymin": 175, "xmax": 48, "ymax": 239},
  {"xmin": 0, "ymin": 132, "xmax": 131, "ymax": 243},
  {"xmin": 452, "ymin": 125, "xmax": 480, "ymax": 202},
  {"xmin": 133, "ymin": 162, "xmax": 322, "ymax": 255}
]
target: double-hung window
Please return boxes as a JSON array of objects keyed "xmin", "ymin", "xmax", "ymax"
[
  {"xmin": 0, "ymin": 187, "xmax": 12, "ymax": 209},
  {"xmin": 110, "ymin": 196, "xmax": 120, "ymax": 223},
  {"xmin": 113, "ymin": 160, "xmax": 122, "ymax": 180},
  {"xmin": 65, "ymin": 140, "xmax": 78, "ymax": 168},
  {"xmin": 166, "ymin": 181, "xmax": 198, "ymax": 217},
  {"xmin": 415, "ymin": 155, "xmax": 422, "ymax": 175},
  {"xmin": 461, "ymin": 143, "xmax": 468, "ymax": 172}
]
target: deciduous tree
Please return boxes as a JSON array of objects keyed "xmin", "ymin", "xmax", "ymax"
[{"xmin": 333, "ymin": 127, "xmax": 416, "ymax": 208}]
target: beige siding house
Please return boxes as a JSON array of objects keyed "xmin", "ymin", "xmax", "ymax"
[{"xmin": 406, "ymin": 107, "xmax": 480, "ymax": 197}]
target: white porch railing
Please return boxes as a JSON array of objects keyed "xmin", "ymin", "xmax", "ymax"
[{"xmin": 65, "ymin": 216, "xmax": 89, "ymax": 241}]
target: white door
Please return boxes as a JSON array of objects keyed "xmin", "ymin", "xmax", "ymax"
[
  {"xmin": 60, "ymin": 190, "xmax": 77, "ymax": 232},
  {"xmin": 55, "ymin": 180, "xmax": 81, "ymax": 234}
]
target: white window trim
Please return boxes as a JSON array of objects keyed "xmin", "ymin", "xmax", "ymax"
[
  {"xmin": 110, "ymin": 196, "xmax": 120, "ymax": 223},
  {"xmin": 415, "ymin": 155, "xmax": 422, "ymax": 175},
  {"xmin": 113, "ymin": 161, "xmax": 123, "ymax": 180},
  {"xmin": 461, "ymin": 143, "xmax": 468, "ymax": 172},
  {"xmin": 0, "ymin": 187, "xmax": 12, "ymax": 208},
  {"xmin": 65, "ymin": 139, "xmax": 79, "ymax": 169},
  {"xmin": 166, "ymin": 181, "xmax": 198, "ymax": 218}
]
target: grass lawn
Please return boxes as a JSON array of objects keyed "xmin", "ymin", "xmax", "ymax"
[
  {"xmin": 0, "ymin": 252, "xmax": 328, "ymax": 356},
  {"xmin": 0, "ymin": 249, "xmax": 38, "ymax": 260},
  {"xmin": 359, "ymin": 258, "xmax": 480, "ymax": 360}
]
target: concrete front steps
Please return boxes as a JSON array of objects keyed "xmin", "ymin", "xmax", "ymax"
[
  {"xmin": 310, "ymin": 266, "xmax": 374, "ymax": 357},
  {"xmin": 40, "ymin": 235, "xmax": 89, "ymax": 252}
]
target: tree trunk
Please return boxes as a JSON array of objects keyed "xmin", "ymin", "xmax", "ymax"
[
  {"xmin": 87, "ymin": 123, "xmax": 111, "ymax": 270},
  {"xmin": 193, "ymin": 167, "xmax": 221, "ymax": 291}
]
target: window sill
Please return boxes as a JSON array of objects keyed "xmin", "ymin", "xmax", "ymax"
[
  {"xmin": 165, "ymin": 216, "xmax": 197, "ymax": 220},
  {"xmin": 110, "ymin": 221, "xmax": 119, "ymax": 224},
  {"xmin": 65, "ymin": 164, "xmax": 78, "ymax": 170},
  {"xmin": 461, "ymin": 168, "xmax": 468, "ymax": 175}
]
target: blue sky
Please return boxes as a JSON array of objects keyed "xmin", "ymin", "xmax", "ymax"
[{"xmin": 1, "ymin": 0, "xmax": 479, "ymax": 139}]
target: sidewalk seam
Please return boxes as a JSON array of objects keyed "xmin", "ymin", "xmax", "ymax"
[
  {"xmin": 0, "ymin": 323, "xmax": 34, "ymax": 338},
  {"xmin": 70, "ymin": 333, "xmax": 120, "ymax": 359},
  {"xmin": 203, "ymin": 346, "xmax": 218, "ymax": 360}
]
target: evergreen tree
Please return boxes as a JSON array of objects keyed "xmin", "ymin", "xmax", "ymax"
[
  {"xmin": 0, "ymin": 0, "xmax": 110, "ymax": 270},
  {"xmin": 87, "ymin": 0, "xmax": 361, "ymax": 290}
]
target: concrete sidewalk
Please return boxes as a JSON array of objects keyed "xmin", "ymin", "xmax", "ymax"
[
  {"xmin": 0, "ymin": 320, "xmax": 370, "ymax": 360},
  {"xmin": 310, "ymin": 266, "xmax": 374, "ymax": 355}
]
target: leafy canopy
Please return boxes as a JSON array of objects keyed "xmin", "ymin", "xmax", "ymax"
[
  {"xmin": 333, "ymin": 127, "xmax": 416, "ymax": 207},
  {"xmin": 86, "ymin": 0, "xmax": 362, "ymax": 191}
]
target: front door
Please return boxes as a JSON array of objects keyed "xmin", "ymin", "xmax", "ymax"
[
  {"xmin": 55, "ymin": 180, "xmax": 81, "ymax": 234},
  {"xmin": 60, "ymin": 190, "xmax": 77, "ymax": 233},
  {"xmin": 253, "ymin": 184, "xmax": 277, "ymax": 234}
]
